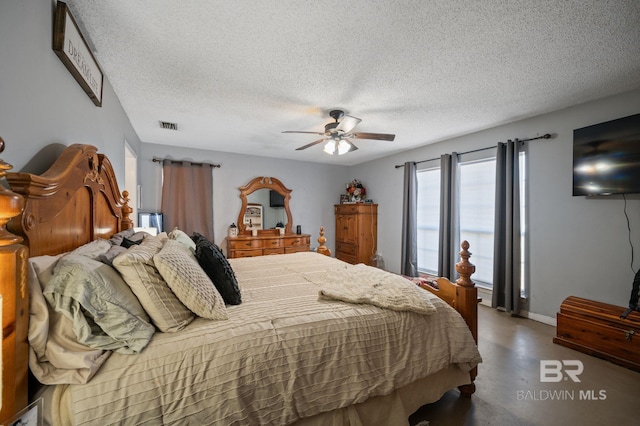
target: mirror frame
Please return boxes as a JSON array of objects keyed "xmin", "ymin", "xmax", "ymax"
[{"xmin": 237, "ymin": 177, "xmax": 293, "ymax": 235}]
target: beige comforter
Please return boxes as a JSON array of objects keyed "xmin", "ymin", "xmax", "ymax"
[{"xmin": 50, "ymin": 252, "xmax": 481, "ymax": 425}]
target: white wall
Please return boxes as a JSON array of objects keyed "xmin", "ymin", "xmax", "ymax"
[
  {"xmin": 351, "ymin": 89, "xmax": 640, "ymax": 319},
  {"xmin": 139, "ymin": 143, "xmax": 349, "ymax": 254},
  {"xmin": 0, "ymin": 0, "xmax": 140, "ymax": 180}
]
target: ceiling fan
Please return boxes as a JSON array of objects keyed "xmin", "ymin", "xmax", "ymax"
[{"xmin": 283, "ymin": 110, "xmax": 396, "ymax": 155}]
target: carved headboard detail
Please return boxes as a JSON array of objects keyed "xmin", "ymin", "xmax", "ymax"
[{"xmin": 6, "ymin": 144, "xmax": 133, "ymax": 256}]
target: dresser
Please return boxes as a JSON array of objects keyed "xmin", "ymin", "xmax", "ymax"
[
  {"xmin": 335, "ymin": 203, "xmax": 377, "ymax": 265},
  {"xmin": 227, "ymin": 233, "xmax": 310, "ymax": 259}
]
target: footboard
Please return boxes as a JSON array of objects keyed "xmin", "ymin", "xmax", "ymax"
[{"xmin": 418, "ymin": 241, "xmax": 478, "ymax": 395}]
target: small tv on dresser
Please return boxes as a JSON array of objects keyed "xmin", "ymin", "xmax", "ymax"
[{"xmin": 269, "ymin": 189, "xmax": 285, "ymax": 207}]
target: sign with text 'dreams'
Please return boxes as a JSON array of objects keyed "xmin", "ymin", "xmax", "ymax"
[{"xmin": 53, "ymin": 2, "xmax": 103, "ymax": 106}]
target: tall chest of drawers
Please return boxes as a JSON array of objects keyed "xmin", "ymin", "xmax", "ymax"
[{"xmin": 334, "ymin": 204, "xmax": 377, "ymax": 265}]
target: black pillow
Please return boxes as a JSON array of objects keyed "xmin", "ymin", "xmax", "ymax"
[
  {"xmin": 192, "ymin": 233, "xmax": 242, "ymax": 305},
  {"xmin": 121, "ymin": 237, "xmax": 142, "ymax": 248},
  {"xmin": 191, "ymin": 232, "xmax": 207, "ymax": 247}
]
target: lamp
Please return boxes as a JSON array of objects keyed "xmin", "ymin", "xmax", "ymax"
[{"xmin": 323, "ymin": 140, "xmax": 336, "ymax": 155}]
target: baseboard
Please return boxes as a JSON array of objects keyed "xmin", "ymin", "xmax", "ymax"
[
  {"xmin": 518, "ymin": 309, "xmax": 557, "ymax": 326},
  {"xmin": 476, "ymin": 287, "xmax": 557, "ymax": 326}
]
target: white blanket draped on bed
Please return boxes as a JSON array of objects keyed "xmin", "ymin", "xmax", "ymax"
[
  {"xmin": 38, "ymin": 252, "xmax": 481, "ymax": 425},
  {"xmin": 314, "ymin": 263, "xmax": 437, "ymax": 314}
]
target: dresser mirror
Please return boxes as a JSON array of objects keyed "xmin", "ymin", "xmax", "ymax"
[{"xmin": 237, "ymin": 177, "xmax": 293, "ymax": 235}]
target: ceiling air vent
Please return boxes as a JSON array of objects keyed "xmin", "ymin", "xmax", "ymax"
[{"xmin": 160, "ymin": 121, "xmax": 178, "ymax": 130}]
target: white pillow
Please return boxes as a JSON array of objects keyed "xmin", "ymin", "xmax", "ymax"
[{"xmin": 168, "ymin": 227, "xmax": 196, "ymax": 252}]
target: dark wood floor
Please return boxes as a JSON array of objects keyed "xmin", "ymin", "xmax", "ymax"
[{"xmin": 409, "ymin": 305, "xmax": 640, "ymax": 426}]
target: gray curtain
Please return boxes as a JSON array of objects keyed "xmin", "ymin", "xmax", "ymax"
[
  {"xmin": 401, "ymin": 161, "xmax": 418, "ymax": 276},
  {"xmin": 438, "ymin": 153, "xmax": 460, "ymax": 279},
  {"xmin": 161, "ymin": 160, "xmax": 214, "ymax": 241},
  {"xmin": 492, "ymin": 140, "xmax": 522, "ymax": 314}
]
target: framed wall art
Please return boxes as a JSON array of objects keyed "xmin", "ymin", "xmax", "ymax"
[{"xmin": 53, "ymin": 1, "xmax": 104, "ymax": 106}]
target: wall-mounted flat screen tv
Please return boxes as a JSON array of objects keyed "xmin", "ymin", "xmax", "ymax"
[
  {"xmin": 573, "ymin": 113, "xmax": 640, "ymax": 196},
  {"xmin": 270, "ymin": 190, "xmax": 285, "ymax": 207}
]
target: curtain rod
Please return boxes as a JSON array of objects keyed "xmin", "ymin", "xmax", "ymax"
[
  {"xmin": 394, "ymin": 133, "xmax": 551, "ymax": 168},
  {"xmin": 152, "ymin": 157, "xmax": 221, "ymax": 168}
]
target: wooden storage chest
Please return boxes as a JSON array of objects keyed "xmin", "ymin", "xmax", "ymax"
[{"xmin": 554, "ymin": 296, "xmax": 640, "ymax": 372}]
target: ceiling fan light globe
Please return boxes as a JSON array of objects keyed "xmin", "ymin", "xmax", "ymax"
[
  {"xmin": 337, "ymin": 139, "xmax": 350, "ymax": 155},
  {"xmin": 323, "ymin": 140, "xmax": 336, "ymax": 155}
]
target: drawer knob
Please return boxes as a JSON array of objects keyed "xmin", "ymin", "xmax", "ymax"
[
  {"xmin": 624, "ymin": 329, "xmax": 636, "ymax": 342},
  {"xmin": 245, "ymin": 242, "xmax": 252, "ymax": 246}
]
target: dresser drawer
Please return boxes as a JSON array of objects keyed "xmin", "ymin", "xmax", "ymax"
[
  {"xmin": 335, "ymin": 204, "xmax": 360, "ymax": 214},
  {"xmin": 228, "ymin": 239, "xmax": 261, "ymax": 249},
  {"xmin": 262, "ymin": 238, "xmax": 283, "ymax": 249},
  {"xmin": 263, "ymin": 248, "xmax": 285, "ymax": 255},
  {"xmin": 285, "ymin": 236, "xmax": 309, "ymax": 247},
  {"xmin": 285, "ymin": 246, "xmax": 309, "ymax": 254},
  {"xmin": 336, "ymin": 252, "xmax": 358, "ymax": 265},
  {"xmin": 233, "ymin": 249, "xmax": 263, "ymax": 258},
  {"xmin": 336, "ymin": 242, "xmax": 357, "ymax": 255}
]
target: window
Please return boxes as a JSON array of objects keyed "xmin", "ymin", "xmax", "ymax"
[
  {"xmin": 416, "ymin": 150, "xmax": 527, "ymax": 293},
  {"xmin": 459, "ymin": 158, "xmax": 496, "ymax": 286},
  {"xmin": 416, "ymin": 166, "xmax": 440, "ymax": 274}
]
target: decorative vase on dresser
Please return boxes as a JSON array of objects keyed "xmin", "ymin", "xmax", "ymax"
[{"xmin": 334, "ymin": 203, "xmax": 377, "ymax": 265}]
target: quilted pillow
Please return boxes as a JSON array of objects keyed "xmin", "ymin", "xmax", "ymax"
[
  {"xmin": 153, "ymin": 240, "xmax": 228, "ymax": 320},
  {"xmin": 43, "ymin": 254, "xmax": 155, "ymax": 354},
  {"xmin": 113, "ymin": 234, "xmax": 195, "ymax": 332},
  {"xmin": 192, "ymin": 232, "xmax": 242, "ymax": 305}
]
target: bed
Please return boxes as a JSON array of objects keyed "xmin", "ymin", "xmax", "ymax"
[{"xmin": 0, "ymin": 143, "xmax": 481, "ymax": 425}]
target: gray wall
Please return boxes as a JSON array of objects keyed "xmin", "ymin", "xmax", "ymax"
[
  {"xmin": 0, "ymin": 0, "xmax": 140, "ymax": 180},
  {"xmin": 139, "ymin": 143, "xmax": 348, "ymax": 254},
  {"xmin": 4, "ymin": 1, "xmax": 640, "ymax": 321},
  {"xmin": 351, "ymin": 89, "xmax": 640, "ymax": 319}
]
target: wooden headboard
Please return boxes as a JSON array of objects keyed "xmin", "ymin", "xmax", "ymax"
[
  {"xmin": 6, "ymin": 144, "xmax": 133, "ymax": 256},
  {"xmin": 0, "ymin": 143, "xmax": 132, "ymax": 423}
]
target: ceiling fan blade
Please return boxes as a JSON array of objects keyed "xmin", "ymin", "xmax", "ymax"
[
  {"xmin": 351, "ymin": 132, "xmax": 396, "ymax": 141},
  {"xmin": 283, "ymin": 131, "xmax": 326, "ymax": 135},
  {"xmin": 295, "ymin": 138, "xmax": 326, "ymax": 151},
  {"xmin": 336, "ymin": 115, "xmax": 362, "ymax": 133}
]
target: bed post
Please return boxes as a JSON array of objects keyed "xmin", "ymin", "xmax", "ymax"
[
  {"xmin": 121, "ymin": 190, "xmax": 134, "ymax": 230},
  {"xmin": 455, "ymin": 240, "xmax": 478, "ymax": 397},
  {"xmin": 0, "ymin": 138, "xmax": 29, "ymax": 423},
  {"xmin": 316, "ymin": 226, "xmax": 331, "ymax": 257}
]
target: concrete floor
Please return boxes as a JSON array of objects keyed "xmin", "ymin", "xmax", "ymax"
[{"xmin": 409, "ymin": 305, "xmax": 640, "ymax": 426}]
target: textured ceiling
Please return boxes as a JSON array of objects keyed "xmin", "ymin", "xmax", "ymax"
[{"xmin": 66, "ymin": 0, "xmax": 640, "ymax": 165}]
